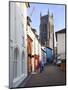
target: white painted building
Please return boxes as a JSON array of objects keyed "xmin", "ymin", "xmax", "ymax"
[
  {"xmin": 27, "ymin": 20, "xmax": 41, "ymax": 72},
  {"xmin": 9, "ymin": 2, "xmax": 42, "ymax": 88},
  {"xmin": 56, "ymin": 29, "xmax": 66, "ymax": 60},
  {"xmin": 9, "ymin": 2, "xmax": 29, "ymax": 88}
]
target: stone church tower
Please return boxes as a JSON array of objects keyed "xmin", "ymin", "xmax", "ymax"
[{"xmin": 40, "ymin": 10, "xmax": 54, "ymax": 50}]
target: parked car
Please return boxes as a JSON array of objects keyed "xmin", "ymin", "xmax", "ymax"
[{"xmin": 56, "ymin": 55, "xmax": 62, "ymax": 65}]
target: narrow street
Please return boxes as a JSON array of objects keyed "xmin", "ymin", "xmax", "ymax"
[
  {"xmin": 19, "ymin": 64, "xmax": 66, "ymax": 88},
  {"xmin": 9, "ymin": 2, "xmax": 66, "ymax": 88}
]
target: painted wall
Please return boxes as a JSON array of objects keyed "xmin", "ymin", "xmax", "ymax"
[
  {"xmin": 27, "ymin": 25, "xmax": 41, "ymax": 72},
  {"xmin": 46, "ymin": 48, "xmax": 53, "ymax": 63},
  {"xmin": 41, "ymin": 49, "xmax": 47, "ymax": 64},
  {"xmin": 57, "ymin": 33, "xmax": 65, "ymax": 59},
  {"xmin": 9, "ymin": 2, "xmax": 28, "ymax": 88}
]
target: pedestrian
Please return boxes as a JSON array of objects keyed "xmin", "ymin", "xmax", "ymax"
[{"xmin": 40, "ymin": 60, "xmax": 44, "ymax": 73}]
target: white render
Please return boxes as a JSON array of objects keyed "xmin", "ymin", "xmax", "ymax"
[
  {"xmin": 57, "ymin": 33, "xmax": 65, "ymax": 60},
  {"xmin": 9, "ymin": 2, "xmax": 28, "ymax": 88},
  {"xmin": 9, "ymin": 2, "xmax": 42, "ymax": 88},
  {"xmin": 27, "ymin": 25, "xmax": 41, "ymax": 72}
]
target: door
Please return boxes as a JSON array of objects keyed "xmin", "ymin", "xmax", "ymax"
[{"xmin": 27, "ymin": 35, "xmax": 32, "ymax": 74}]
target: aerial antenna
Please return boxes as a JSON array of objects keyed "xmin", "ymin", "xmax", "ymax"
[
  {"xmin": 30, "ymin": 7, "xmax": 35, "ymax": 17},
  {"xmin": 48, "ymin": 9, "xmax": 49, "ymax": 15}
]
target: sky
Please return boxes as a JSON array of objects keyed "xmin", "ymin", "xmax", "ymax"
[{"xmin": 27, "ymin": 3, "xmax": 65, "ymax": 34}]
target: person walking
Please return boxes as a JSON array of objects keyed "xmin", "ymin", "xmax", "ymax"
[{"xmin": 40, "ymin": 60, "xmax": 44, "ymax": 73}]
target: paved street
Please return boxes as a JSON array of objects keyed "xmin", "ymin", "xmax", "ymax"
[{"xmin": 19, "ymin": 64, "xmax": 66, "ymax": 88}]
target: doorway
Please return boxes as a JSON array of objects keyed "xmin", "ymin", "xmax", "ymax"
[{"xmin": 27, "ymin": 35, "xmax": 33, "ymax": 74}]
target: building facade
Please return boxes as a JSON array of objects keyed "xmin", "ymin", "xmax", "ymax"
[
  {"xmin": 40, "ymin": 10, "xmax": 54, "ymax": 51},
  {"xmin": 9, "ymin": 2, "xmax": 29, "ymax": 88},
  {"xmin": 41, "ymin": 47, "xmax": 47, "ymax": 64},
  {"xmin": 9, "ymin": 2, "xmax": 42, "ymax": 88},
  {"xmin": 55, "ymin": 29, "xmax": 66, "ymax": 60},
  {"xmin": 27, "ymin": 17, "xmax": 41, "ymax": 73}
]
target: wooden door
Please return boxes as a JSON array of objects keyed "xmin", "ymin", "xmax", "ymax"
[{"xmin": 27, "ymin": 35, "xmax": 32, "ymax": 74}]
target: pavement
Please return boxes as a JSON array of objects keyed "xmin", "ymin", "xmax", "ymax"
[{"xmin": 18, "ymin": 64, "xmax": 66, "ymax": 88}]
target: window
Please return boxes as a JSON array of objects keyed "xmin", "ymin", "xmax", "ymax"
[
  {"xmin": 22, "ymin": 36, "xmax": 25, "ymax": 47},
  {"xmin": 13, "ymin": 48, "xmax": 19, "ymax": 79},
  {"xmin": 21, "ymin": 51, "xmax": 25, "ymax": 74}
]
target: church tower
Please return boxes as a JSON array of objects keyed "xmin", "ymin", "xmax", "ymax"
[{"xmin": 39, "ymin": 10, "xmax": 54, "ymax": 51}]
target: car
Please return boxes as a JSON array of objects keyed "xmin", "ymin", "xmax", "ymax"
[
  {"xmin": 56, "ymin": 55, "xmax": 62, "ymax": 65},
  {"xmin": 56, "ymin": 60, "xmax": 62, "ymax": 65}
]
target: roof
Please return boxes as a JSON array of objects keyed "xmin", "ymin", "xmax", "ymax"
[
  {"xmin": 55, "ymin": 28, "xmax": 66, "ymax": 33},
  {"xmin": 31, "ymin": 28, "xmax": 36, "ymax": 33},
  {"xmin": 46, "ymin": 47, "xmax": 53, "ymax": 50},
  {"xmin": 31, "ymin": 28, "xmax": 41, "ymax": 43},
  {"xmin": 25, "ymin": 2, "xmax": 30, "ymax": 8},
  {"xmin": 27, "ymin": 16, "xmax": 32, "ymax": 22},
  {"xmin": 27, "ymin": 16, "xmax": 32, "ymax": 26}
]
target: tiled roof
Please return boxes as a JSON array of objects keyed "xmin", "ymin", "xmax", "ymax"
[{"xmin": 56, "ymin": 28, "xmax": 66, "ymax": 33}]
